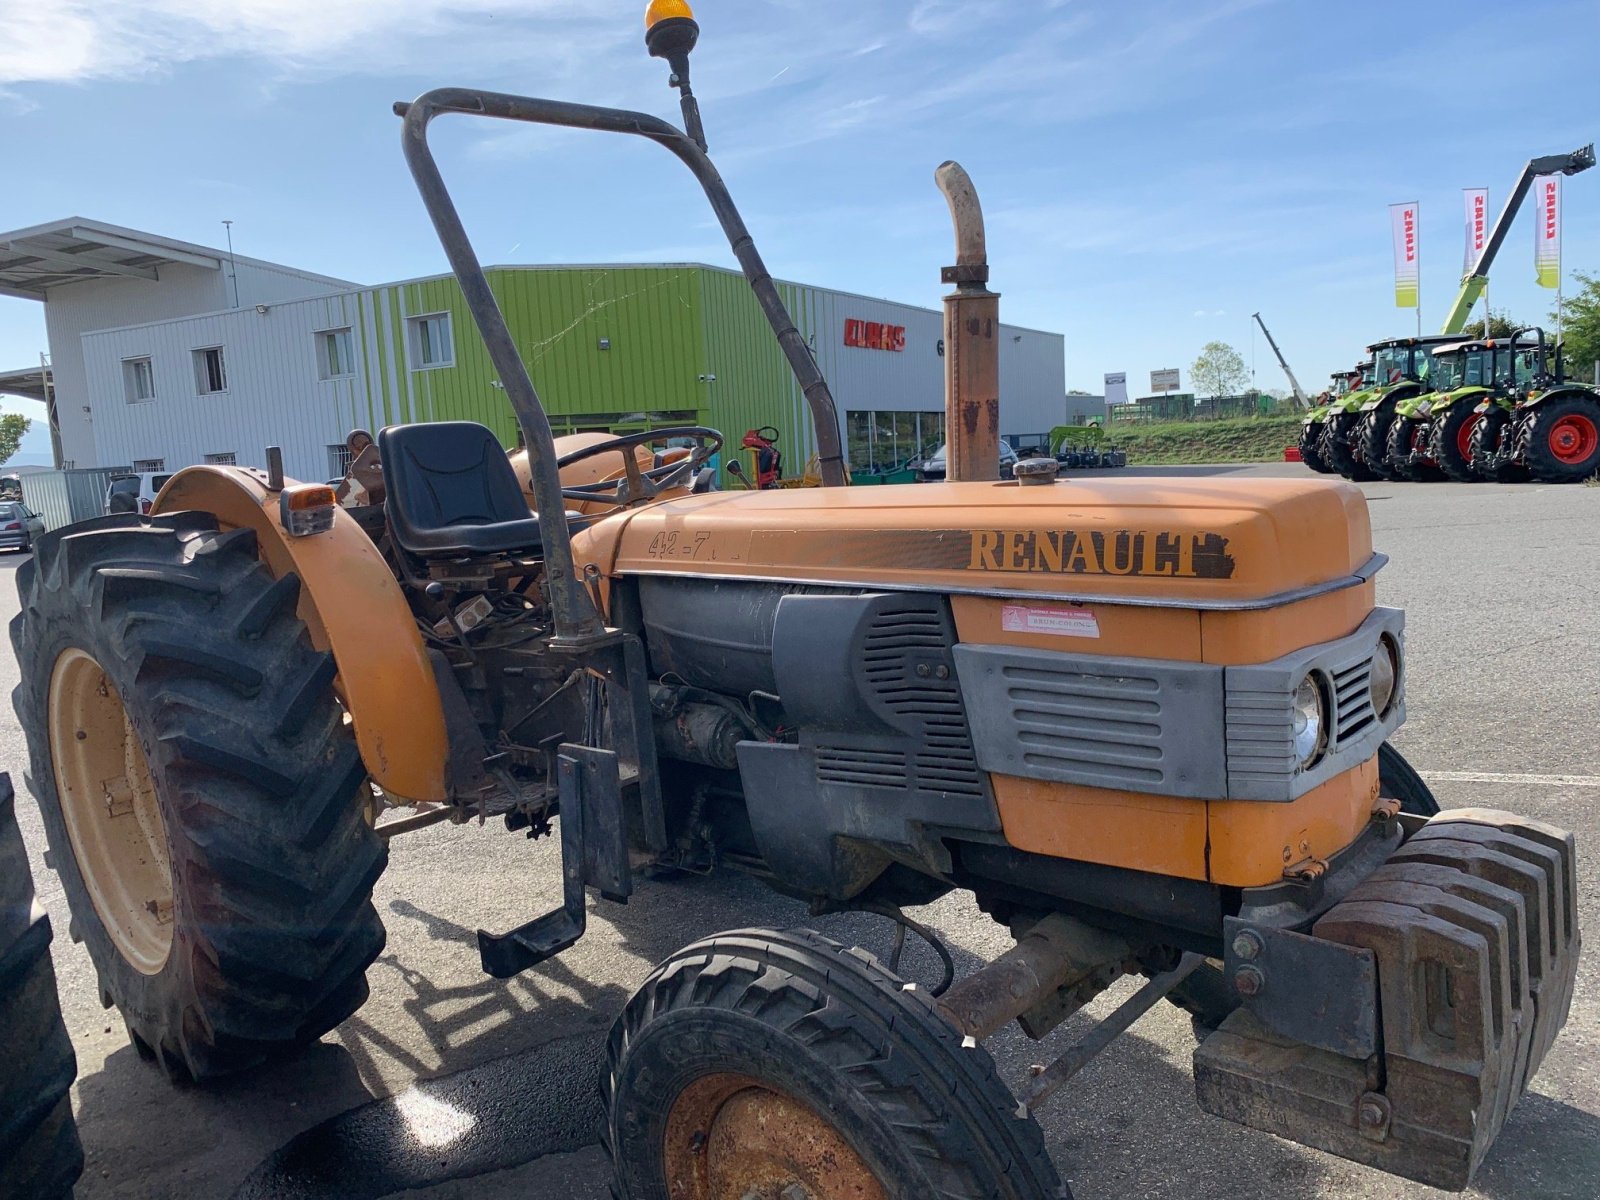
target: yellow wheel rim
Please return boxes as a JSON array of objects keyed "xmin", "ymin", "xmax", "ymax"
[
  {"xmin": 48, "ymin": 647, "xmax": 173, "ymax": 975},
  {"xmin": 664, "ymin": 1073, "xmax": 889, "ymax": 1200}
]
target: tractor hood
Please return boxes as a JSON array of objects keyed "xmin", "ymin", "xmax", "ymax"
[
  {"xmin": 573, "ymin": 476, "xmax": 1376, "ymax": 610},
  {"xmin": 1417, "ymin": 384, "xmax": 1491, "ymax": 414}
]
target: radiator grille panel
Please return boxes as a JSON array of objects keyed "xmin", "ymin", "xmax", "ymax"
[{"xmin": 954, "ymin": 645, "xmax": 1227, "ymax": 799}]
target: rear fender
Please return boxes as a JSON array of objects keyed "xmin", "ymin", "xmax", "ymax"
[{"xmin": 154, "ymin": 466, "xmax": 449, "ymax": 802}]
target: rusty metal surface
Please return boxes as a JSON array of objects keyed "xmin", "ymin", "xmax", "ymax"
[
  {"xmin": 936, "ymin": 161, "xmax": 1000, "ymax": 485},
  {"xmin": 662, "ymin": 1073, "xmax": 887, "ymax": 1200},
  {"xmin": 938, "ymin": 913, "xmax": 1128, "ymax": 1041},
  {"xmin": 1195, "ymin": 808, "xmax": 1581, "ymax": 1192},
  {"xmin": 1220, "ymin": 917, "xmax": 1378, "ymax": 1059}
]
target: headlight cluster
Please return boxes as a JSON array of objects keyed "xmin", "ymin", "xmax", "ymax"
[
  {"xmin": 1292, "ymin": 636, "xmax": 1401, "ymax": 771},
  {"xmin": 1292, "ymin": 675, "xmax": 1328, "ymax": 768}
]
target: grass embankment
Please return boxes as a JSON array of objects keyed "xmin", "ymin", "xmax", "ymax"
[{"xmin": 1108, "ymin": 414, "xmax": 1302, "ymax": 465}]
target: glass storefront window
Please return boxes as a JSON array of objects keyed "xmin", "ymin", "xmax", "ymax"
[{"xmin": 843, "ymin": 410, "xmax": 947, "ymax": 471}]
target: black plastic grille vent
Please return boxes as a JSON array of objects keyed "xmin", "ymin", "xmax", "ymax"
[
  {"xmin": 1334, "ymin": 657, "xmax": 1377, "ymax": 743},
  {"xmin": 815, "ymin": 600, "xmax": 985, "ymax": 799}
]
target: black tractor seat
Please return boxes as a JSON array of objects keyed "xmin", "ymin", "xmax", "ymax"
[{"xmin": 378, "ymin": 422, "xmax": 545, "ymax": 558}]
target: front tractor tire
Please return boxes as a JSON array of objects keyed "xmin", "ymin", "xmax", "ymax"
[
  {"xmin": 605, "ymin": 927, "xmax": 1068, "ymax": 1200},
  {"xmin": 1298, "ymin": 422, "xmax": 1333, "ymax": 473},
  {"xmin": 1353, "ymin": 406, "xmax": 1402, "ymax": 481},
  {"xmin": 1319, "ymin": 411, "xmax": 1376, "ymax": 481},
  {"xmin": 1467, "ymin": 407, "xmax": 1530, "ymax": 483},
  {"xmin": 1432, "ymin": 405, "xmax": 1484, "ymax": 483},
  {"xmin": 11, "ymin": 513, "xmax": 387, "ymax": 1081},
  {"xmin": 1521, "ymin": 394, "xmax": 1600, "ymax": 483},
  {"xmin": 1384, "ymin": 416, "xmax": 1442, "ymax": 482}
]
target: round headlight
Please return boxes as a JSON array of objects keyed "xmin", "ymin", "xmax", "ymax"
[
  {"xmin": 1293, "ymin": 674, "xmax": 1328, "ymax": 768},
  {"xmin": 1371, "ymin": 635, "xmax": 1399, "ymax": 717}
]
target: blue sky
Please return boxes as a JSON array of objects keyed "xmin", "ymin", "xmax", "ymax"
[{"xmin": 1, "ymin": 0, "xmax": 1597, "ymax": 463}]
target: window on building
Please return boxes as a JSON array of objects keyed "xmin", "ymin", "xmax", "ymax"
[
  {"xmin": 204, "ymin": 452, "xmax": 237, "ymax": 465},
  {"xmin": 407, "ymin": 313, "xmax": 453, "ymax": 369},
  {"xmin": 328, "ymin": 444, "xmax": 354, "ymax": 478},
  {"xmin": 123, "ymin": 357, "xmax": 155, "ymax": 403},
  {"xmin": 192, "ymin": 346, "xmax": 227, "ymax": 394},
  {"xmin": 132, "ymin": 458, "xmax": 166, "ymax": 473},
  {"xmin": 317, "ymin": 328, "xmax": 356, "ymax": 380},
  {"xmin": 844, "ymin": 410, "xmax": 944, "ymax": 471}
]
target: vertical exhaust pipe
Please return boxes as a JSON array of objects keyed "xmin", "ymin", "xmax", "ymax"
[{"xmin": 937, "ymin": 162, "xmax": 1001, "ymax": 483}]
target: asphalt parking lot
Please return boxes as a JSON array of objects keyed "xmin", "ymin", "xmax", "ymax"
[{"xmin": 7, "ymin": 465, "xmax": 1599, "ymax": 1200}]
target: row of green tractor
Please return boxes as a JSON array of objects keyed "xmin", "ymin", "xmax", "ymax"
[
  {"xmin": 1297, "ymin": 142, "xmax": 1596, "ymax": 484},
  {"xmin": 1300, "ymin": 331, "xmax": 1600, "ymax": 483}
]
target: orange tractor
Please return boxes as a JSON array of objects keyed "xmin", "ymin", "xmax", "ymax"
[{"xmin": 10, "ymin": 5, "xmax": 1577, "ymax": 1197}]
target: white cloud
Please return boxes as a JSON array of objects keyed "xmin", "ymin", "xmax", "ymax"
[{"xmin": 0, "ymin": 0, "xmax": 608, "ymax": 86}]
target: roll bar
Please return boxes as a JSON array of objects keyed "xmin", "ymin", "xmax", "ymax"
[{"xmin": 395, "ymin": 80, "xmax": 849, "ymax": 639}]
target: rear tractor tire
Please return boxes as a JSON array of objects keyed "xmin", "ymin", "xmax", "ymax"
[
  {"xmin": 0, "ymin": 772, "xmax": 84, "ymax": 1200},
  {"xmin": 11, "ymin": 512, "xmax": 387, "ymax": 1081},
  {"xmin": 1431, "ymin": 405, "xmax": 1484, "ymax": 483},
  {"xmin": 605, "ymin": 926, "xmax": 1069, "ymax": 1200},
  {"xmin": 1521, "ymin": 394, "xmax": 1600, "ymax": 483},
  {"xmin": 1319, "ymin": 412, "xmax": 1376, "ymax": 481},
  {"xmin": 1172, "ymin": 742, "xmax": 1438, "ymax": 1037}
]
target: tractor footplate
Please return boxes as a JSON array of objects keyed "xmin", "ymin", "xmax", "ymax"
[{"xmin": 1194, "ymin": 809, "xmax": 1578, "ymax": 1191}]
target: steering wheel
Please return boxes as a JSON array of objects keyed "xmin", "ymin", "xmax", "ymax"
[{"xmin": 555, "ymin": 426, "xmax": 723, "ymax": 510}]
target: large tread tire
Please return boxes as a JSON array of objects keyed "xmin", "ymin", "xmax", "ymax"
[
  {"xmin": 1467, "ymin": 407, "xmax": 1530, "ymax": 483},
  {"xmin": 1432, "ymin": 405, "xmax": 1483, "ymax": 483},
  {"xmin": 11, "ymin": 512, "xmax": 386, "ymax": 1082},
  {"xmin": 605, "ymin": 926, "xmax": 1069, "ymax": 1200},
  {"xmin": 1354, "ymin": 406, "xmax": 1402, "ymax": 481},
  {"xmin": 1175, "ymin": 742, "xmax": 1437, "ymax": 1035},
  {"xmin": 1320, "ymin": 411, "xmax": 1376, "ymax": 481},
  {"xmin": 1383, "ymin": 416, "xmax": 1439, "ymax": 482},
  {"xmin": 1520, "ymin": 394, "xmax": 1600, "ymax": 483},
  {"xmin": 0, "ymin": 773, "xmax": 84, "ymax": 1200},
  {"xmin": 1298, "ymin": 423, "xmax": 1333, "ymax": 473}
]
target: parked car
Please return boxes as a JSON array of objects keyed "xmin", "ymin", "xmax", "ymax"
[
  {"xmin": 104, "ymin": 472, "xmax": 174, "ymax": 516},
  {"xmin": 916, "ymin": 441, "xmax": 1019, "ymax": 482},
  {"xmin": 0, "ymin": 501, "xmax": 45, "ymax": 553}
]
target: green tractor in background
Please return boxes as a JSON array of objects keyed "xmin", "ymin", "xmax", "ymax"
[
  {"xmin": 1321, "ymin": 335, "xmax": 1454, "ymax": 480},
  {"xmin": 1388, "ymin": 338, "xmax": 1503, "ymax": 481},
  {"xmin": 1298, "ymin": 364, "xmax": 1369, "ymax": 474},
  {"xmin": 1470, "ymin": 328, "xmax": 1600, "ymax": 483}
]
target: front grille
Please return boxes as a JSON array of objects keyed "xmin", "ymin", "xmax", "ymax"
[
  {"xmin": 955, "ymin": 646, "xmax": 1228, "ymax": 799},
  {"xmin": 1333, "ymin": 657, "xmax": 1377, "ymax": 742}
]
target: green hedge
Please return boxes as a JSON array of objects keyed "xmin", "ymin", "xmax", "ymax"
[{"xmin": 1109, "ymin": 414, "xmax": 1302, "ymax": 465}]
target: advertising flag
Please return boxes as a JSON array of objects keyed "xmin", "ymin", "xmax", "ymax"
[
  {"xmin": 1534, "ymin": 174, "xmax": 1561, "ymax": 289},
  {"xmin": 1390, "ymin": 202, "xmax": 1419, "ymax": 308},
  {"xmin": 1463, "ymin": 188, "xmax": 1487, "ymax": 273}
]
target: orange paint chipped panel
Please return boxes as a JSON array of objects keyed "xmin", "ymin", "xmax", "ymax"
[
  {"xmin": 992, "ymin": 775, "xmax": 1210, "ymax": 881},
  {"xmin": 951, "ymin": 594, "xmax": 1202, "ymax": 660},
  {"xmin": 1207, "ymin": 756, "xmax": 1379, "ymax": 887}
]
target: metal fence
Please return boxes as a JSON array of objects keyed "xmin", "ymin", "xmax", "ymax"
[
  {"xmin": 1108, "ymin": 392, "xmax": 1294, "ymax": 425},
  {"xmin": 20, "ymin": 467, "xmax": 128, "ymax": 531}
]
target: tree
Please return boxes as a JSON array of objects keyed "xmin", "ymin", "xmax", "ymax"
[
  {"xmin": 1553, "ymin": 270, "xmax": 1600, "ymax": 383},
  {"xmin": 1190, "ymin": 341, "xmax": 1248, "ymax": 398},
  {"xmin": 1465, "ymin": 307, "xmax": 1531, "ymax": 340},
  {"xmin": 0, "ymin": 414, "xmax": 29, "ymax": 467}
]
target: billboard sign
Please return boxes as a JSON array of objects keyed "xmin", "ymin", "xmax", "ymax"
[{"xmin": 1150, "ymin": 368, "xmax": 1181, "ymax": 393}]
